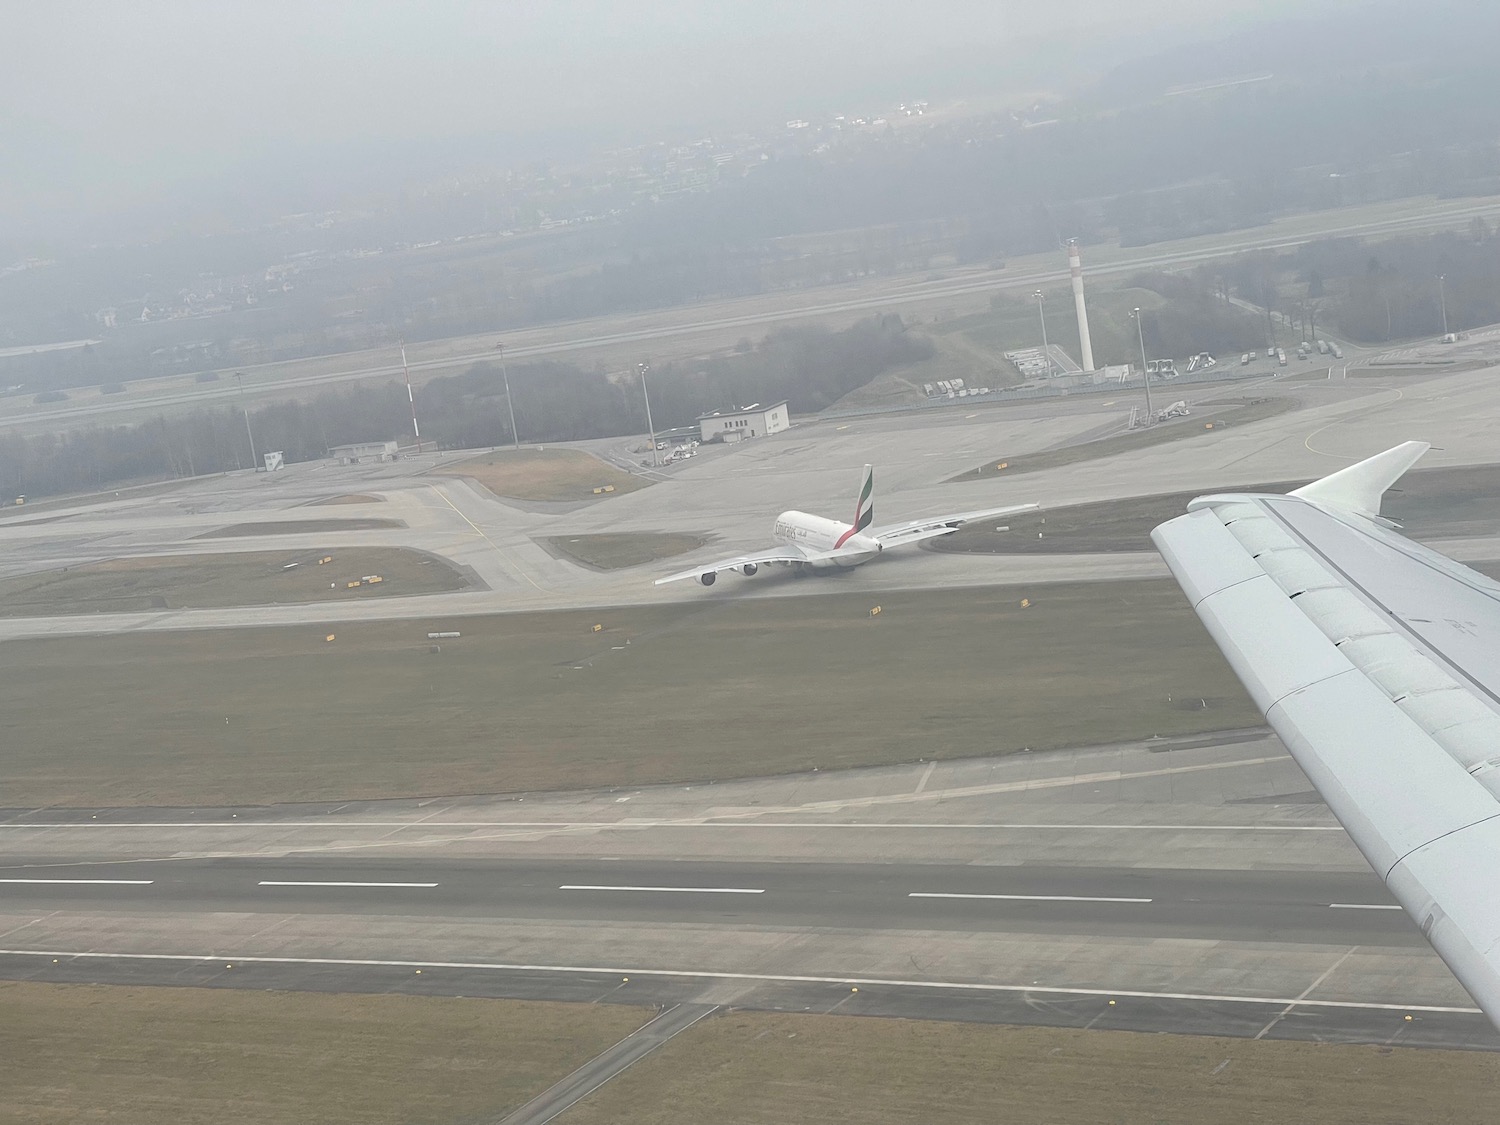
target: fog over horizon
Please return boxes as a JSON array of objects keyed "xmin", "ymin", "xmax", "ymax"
[{"xmin": 5, "ymin": 0, "xmax": 1333, "ymax": 241}]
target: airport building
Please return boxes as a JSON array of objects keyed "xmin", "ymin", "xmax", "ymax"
[
  {"xmin": 330, "ymin": 440, "xmax": 399, "ymax": 464},
  {"xmin": 697, "ymin": 400, "xmax": 790, "ymax": 443}
]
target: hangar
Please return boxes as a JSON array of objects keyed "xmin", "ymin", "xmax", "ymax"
[{"xmin": 698, "ymin": 401, "xmax": 790, "ymax": 443}]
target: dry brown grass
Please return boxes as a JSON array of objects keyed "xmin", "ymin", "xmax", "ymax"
[
  {"xmin": 562, "ymin": 1010, "xmax": 1500, "ymax": 1125},
  {"xmin": 432, "ymin": 447, "xmax": 649, "ymax": 502},
  {"xmin": 0, "ymin": 548, "xmax": 468, "ymax": 616},
  {"xmin": 951, "ymin": 396, "xmax": 1300, "ymax": 482},
  {"xmin": 194, "ymin": 517, "xmax": 403, "ymax": 538},
  {"xmin": 0, "ymin": 981, "xmax": 646, "ymax": 1125},
  {"xmin": 0, "ymin": 581, "xmax": 1260, "ymax": 807},
  {"xmin": 545, "ymin": 532, "xmax": 707, "ymax": 570}
]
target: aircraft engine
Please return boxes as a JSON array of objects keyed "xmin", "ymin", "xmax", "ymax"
[
  {"xmin": 699, "ymin": 571, "xmax": 717, "ymax": 586},
  {"xmin": 741, "ymin": 563, "xmax": 759, "ymax": 576}
]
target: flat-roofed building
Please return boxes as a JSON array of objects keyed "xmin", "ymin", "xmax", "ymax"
[{"xmin": 697, "ymin": 401, "xmax": 790, "ymax": 444}]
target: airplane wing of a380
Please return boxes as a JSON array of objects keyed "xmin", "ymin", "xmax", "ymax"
[
  {"xmin": 866, "ymin": 504, "xmax": 1036, "ymax": 548},
  {"xmin": 1153, "ymin": 441, "xmax": 1500, "ymax": 1028},
  {"xmin": 653, "ymin": 544, "xmax": 845, "ymax": 585}
]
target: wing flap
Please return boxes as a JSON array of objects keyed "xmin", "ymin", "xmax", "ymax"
[{"xmin": 1153, "ymin": 445, "xmax": 1500, "ymax": 1027}]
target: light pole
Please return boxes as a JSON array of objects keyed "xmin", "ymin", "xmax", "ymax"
[
  {"xmin": 494, "ymin": 343, "xmax": 520, "ymax": 450},
  {"xmin": 638, "ymin": 362, "xmax": 658, "ymax": 467},
  {"xmin": 1032, "ymin": 290, "xmax": 1052, "ymax": 378},
  {"xmin": 234, "ymin": 372, "xmax": 259, "ymax": 471},
  {"xmin": 399, "ymin": 341, "xmax": 422, "ymax": 453},
  {"xmin": 1438, "ymin": 274, "xmax": 1449, "ymax": 336},
  {"xmin": 1130, "ymin": 308, "xmax": 1154, "ymax": 423}
]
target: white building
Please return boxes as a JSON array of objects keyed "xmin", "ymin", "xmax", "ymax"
[
  {"xmin": 697, "ymin": 401, "xmax": 790, "ymax": 444},
  {"xmin": 330, "ymin": 440, "xmax": 399, "ymax": 464}
]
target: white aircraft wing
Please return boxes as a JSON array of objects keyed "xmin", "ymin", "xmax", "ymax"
[
  {"xmin": 871, "ymin": 502, "xmax": 1038, "ymax": 548},
  {"xmin": 1152, "ymin": 441, "xmax": 1500, "ymax": 1028},
  {"xmin": 652, "ymin": 543, "xmax": 841, "ymax": 586}
]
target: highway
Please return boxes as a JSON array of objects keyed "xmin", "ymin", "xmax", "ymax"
[
  {"xmin": 0, "ymin": 857, "xmax": 1417, "ymax": 946},
  {"xmin": 7, "ymin": 194, "xmax": 1499, "ymax": 433}
]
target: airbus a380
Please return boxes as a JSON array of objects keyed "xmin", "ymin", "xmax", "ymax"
[{"xmin": 655, "ymin": 464, "xmax": 1036, "ymax": 586}]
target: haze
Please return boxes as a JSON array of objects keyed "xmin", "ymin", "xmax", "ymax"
[{"xmin": 6, "ymin": 0, "xmax": 1312, "ymax": 239}]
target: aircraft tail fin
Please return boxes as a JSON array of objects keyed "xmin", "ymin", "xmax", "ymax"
[
  {"xmin": 851, "ymin": 464, "xmax": 874, "ymax": 534},
  {"xmin": 1290, "ymin": 441, "xmax": 1430, "ymax": 520}
]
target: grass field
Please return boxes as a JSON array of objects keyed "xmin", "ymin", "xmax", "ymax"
[
  {"xmin": 935, "ymin": 463, "xmax": 1500, "ymax": 556},
  {"xmin": 432, "ymin": 447, "xmax": 649, "ymax": 502},
  {"xmin": 0, "ymin": 581, "xmax": 1259, "ymax": 807},
  {"xmin": 0, "ymin": 549, "xmax": 469, "ymax": 616},
  {"xmin": 546, "ymin": 532, "xmax": 708, "ymax": 570},
  {"xmin": 0, "ymin": 982, "xmax": 646, "ymax": 1125},
  {"xmin": 195, "ymin": 517, "xmax": 404, "ymax": 538},
  {"xmin": 951, "ymin": 396, "xmax": 1299, "ymax": 482},
  {"xmin": 561, "ymin": 1011, "xmax": 1500, "ymax": 1125}
]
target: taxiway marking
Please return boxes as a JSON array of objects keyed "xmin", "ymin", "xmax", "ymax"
[{"xmin": 0, "ymin": 949, "xmax": 1477, "ymax": 1016}]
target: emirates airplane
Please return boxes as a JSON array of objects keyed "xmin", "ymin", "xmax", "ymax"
[{"xmin": 655, "ymin": 464, "xmax": 1036, "ymax": 586}]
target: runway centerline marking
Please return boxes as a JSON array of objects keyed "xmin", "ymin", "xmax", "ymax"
[
  {"xmin": 257, "ymin": 881, "xmax": 438, "ymax": 888},
  {"xmin": 559, "ymin": 884, "xmax": 765, "ymax": 895},
  {"xmin": 910, "ymin": 892, "xmax": 1152, "ymax": 904},
  {"xmin": 0, "ymin": 878, "xmax": 153, "ymax": 885},
  {"xmin": 1329, "ymin": 903, "xmax": 1402, "ymax": 910}
]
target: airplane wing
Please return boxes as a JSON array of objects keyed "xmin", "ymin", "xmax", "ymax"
[
  {"xmin": 1152, "ymin": 441, "xmax": 1500, "ymax": 1028},
  {"xmin": 871, "ymin": 502, "xmax": 1038, "ymax": 548},
  {"xmin": 652, "ymin": 543, "xmax": 840, "ymax": 586}
]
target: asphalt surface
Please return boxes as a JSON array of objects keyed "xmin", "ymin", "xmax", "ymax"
[{"xmin": 0, "ymin": 857, "xmax": 1417, "ymax": 946}]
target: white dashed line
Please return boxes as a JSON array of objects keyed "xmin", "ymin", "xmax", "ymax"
[
  {"xmin": 1328, "ymin": 902, "xmax": 1402, "ymax": 910},
  {"xmin": 559, "ymin": 884, "xmax": 764, "ymax": 895},
  {"xmin": 257, "ymin": 881, "xmax": 438, "ymax": 888},
  {"xmin": 909, "ymin": 892, "xmax": 1152, "ymax": 904},
  {"xmin": 0, "ymin": 878, "xmax": 153, "ymax": 885}
]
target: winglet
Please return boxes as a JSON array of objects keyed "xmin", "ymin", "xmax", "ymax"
[{"xmin": 1290, "ymin": 441, "xmax": 1430, "ymax": 520}]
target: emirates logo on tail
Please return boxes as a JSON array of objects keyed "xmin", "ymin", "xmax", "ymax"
[{"xmin": 836, "ymin": 465, "xmax": 875, "ymax": 548}]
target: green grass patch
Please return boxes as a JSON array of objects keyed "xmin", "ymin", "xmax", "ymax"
[
  {"xmin": 951, "ymin": 396, "xmax": 1299, "ymax": 482},
  {"xmin": 0, "ymin": 982, "xmax": 646, "ymax": 1125},
  {"xmin": 0, "ymin": 548, "xmax": 469, "ymax": 615},
  {"xmin": 432, "ymin": 447, "xmax": 648, "ymax": 502},
  {"xmin": 562, "ymin": 1011, "xmax": 1500, "ymax": 1125},
  {"xmin": 546, "ymin": 532, "xmax": 708, "ymax": 570},
  {"xmin": 935, "ymin": 463, "xmax": 1500, "ymax": 555},
  {"xmin": 0, "ymin": 581, "xmax": 1259, "ymax": 807}
]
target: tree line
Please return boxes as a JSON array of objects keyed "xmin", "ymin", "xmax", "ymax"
[{"xmin": 0, "ymin": 317, "xmax": 927, "ymax": 499}]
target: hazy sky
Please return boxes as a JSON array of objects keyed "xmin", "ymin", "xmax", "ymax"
[{"xmin": 2, "ymin": 0, "xmax": 1321, "ymax": 237}]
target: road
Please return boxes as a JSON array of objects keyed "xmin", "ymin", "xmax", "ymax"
[{"xmin": 7, "ymin": 194, "xmax": 1499, "ymax": 433}]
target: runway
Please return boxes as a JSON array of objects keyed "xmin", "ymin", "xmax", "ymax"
[
  {"xmin": 0, "ymin": 740, "xmax": 1492, "ymax": 1048},
  {"xmin": 0, "ymin": 857, "xmax": 1417, "ymax": 946}
]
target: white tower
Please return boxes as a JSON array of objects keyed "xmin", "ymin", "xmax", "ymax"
[{"xmin": 1068, "ymin": 240, "xmax": 1096, "ymax": 373}]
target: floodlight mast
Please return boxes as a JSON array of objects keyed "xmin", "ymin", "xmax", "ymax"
[
  {"xmin": 234, "ymin": 372, "xmax": 259, "ymax": 469},
  {"xmin": 1032, "ymin": 290, "xmax": 1052, "ymax": 379},
  {"xmin": 1131, "ymin": 308, "xmax": 1154, "ymax": 423},
  {"xmin": 639, "ymin": 361, "xmax": 658, "ymax": 467},
  {"xmin": 399, "ymin": 342, "xmax": 422, "ymax": 453},
  {"xmin": 495, "ymin": 342, "xmax": 520, "ymax": 450}
]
